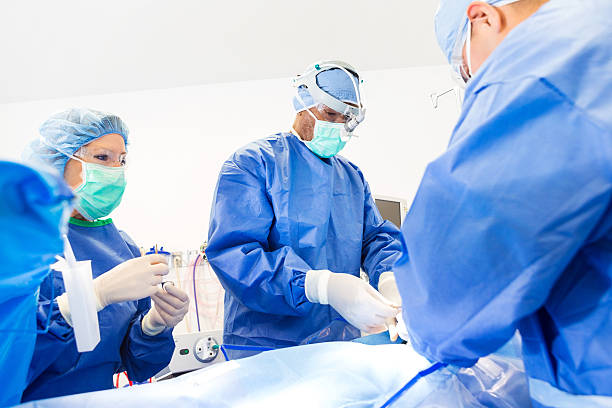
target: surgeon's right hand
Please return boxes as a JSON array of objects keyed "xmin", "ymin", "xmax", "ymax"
[
  {"xmin": 378, "ymin": 272, "xmax": 402, "ymax": 341},
  {"xmin": 93, "ymin": 254, "xmax": 169, "ymax": 310},
  {"xmin": 305, "ymin": 269, "xmax": 400, "ymax": 333}
]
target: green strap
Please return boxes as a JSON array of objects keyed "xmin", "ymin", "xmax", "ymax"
[{"xmin": 69, "ymin": 217, "xmax": 113, "ymax": 227}]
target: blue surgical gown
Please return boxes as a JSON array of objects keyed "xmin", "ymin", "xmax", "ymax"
[
  {"xmin": 207, "ymin": 133, "xmax": 401, "ymax": 358},
  {"xmin": 21, "ymin": 218, "xmax": 175, "ymax": 402},
  {"xmin": 394, "ymin": 0, "xmax": 612, "ymax": 400},
  {"xmin": 0, "ymin": 161, "xmax": 72, "ymax": 407}
]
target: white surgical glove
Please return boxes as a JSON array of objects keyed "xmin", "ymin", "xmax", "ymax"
[
  {"xmin": 93, "ymin": 254, "xmax": 169, "ymax": 310},
  {"xmin": 141, "ymin": 283, "xmax": 190, "ymax": 336},
  {"xmin": 378, "ymin": 271, "xmax": 402, "ymax": 341},
  {"xmin": 396, "ymin": 312, "xmax": 410, "ymax": 343},
  {"xmin": 305, "ymin": 269, "xmax": 400, "ymax": 334},
  {"xmin": 56, "ymin": 293, "xmax": 74, "ymax": 326}
]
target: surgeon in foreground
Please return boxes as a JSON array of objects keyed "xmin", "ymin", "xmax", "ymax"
[
  {"xmin": 21, "ymin": 108, "xmax": 189, "ymax": 401},
  {"xmin": 207, "ymin": 61, "xmax": 402, "ymax": 358},
  {"xmin": 394, "ymin": 0, "xmax": 612, "ymax": 406}
]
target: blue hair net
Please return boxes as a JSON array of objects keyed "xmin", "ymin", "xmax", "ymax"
[
  {"xmin": 435, "ymin": 0, "xmax": 521, "ymax": 63},
  {"xmin": 292, "ymin": 68, "xmax": 360, "ymax": 112},
  {"xmin": 23, "ymin": 108, "xmax": 129, "ymax": 175}
]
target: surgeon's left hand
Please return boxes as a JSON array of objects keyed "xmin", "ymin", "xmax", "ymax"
[
  {"xmin": 141, "ymin": 283, "xmax": 190, "ymax": 336},
  {"xmin": 378, "ymin": 272, "xmax": 402, "ymax": 341}
]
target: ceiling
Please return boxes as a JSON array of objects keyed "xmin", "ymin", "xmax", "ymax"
[{"xmin": 0, "ymin": 0, "xmax": 445, "ymax": 104}]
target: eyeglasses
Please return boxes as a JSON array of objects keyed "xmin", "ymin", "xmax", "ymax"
[
  {"xmin": 314, "ymin": 104, "xmax": 351, "ymax": 123},
  {"xmin": 450, "ymin": 19, "xmax": 473, "ymax": 84},
  {"xmin": 75, "ymin": 146, "xmax": 127, "ymax": 167}
]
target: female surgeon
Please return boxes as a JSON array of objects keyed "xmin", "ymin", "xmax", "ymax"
[{"xmin": 21, "ymin": 108, "xmax": 190, "ymax": 402}]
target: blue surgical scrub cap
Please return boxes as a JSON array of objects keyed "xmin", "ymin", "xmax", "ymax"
[
  {"xmin": 435, "ymin": 0, "xmax": 521, "ymax": 63},
  {"xmin": 292, "ymin": 68, "xmax": 360, "ymax": 112},
  {"xmin": 23, "ymin": 108, "xmax": 129, "ymax": 174}
]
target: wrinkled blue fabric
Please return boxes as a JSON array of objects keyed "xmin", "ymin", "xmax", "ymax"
[
  {"xmin": 0, "ymin": 161, "xmax": 72, "ymax": 407},
  {"xmin": 299, "ymin": 319, "xmax": 361, "ymax": 346},
  {"xmin": 529, "ymin": 377, "xmax": 612, "ymax": 408},
  {"xmin": 15, "ymin": 341, "xmax": 530, "ymax": 408},
  {"xmin": 434, "ymin": 0, "xmax": 521, "ymax": 63},
  {"xmin": 207, "ymin": 132, "xmax": 401, "ymax": 359},
  {"xmin": 292, "ymin": 68, "xmax": 360, "ymax": 111},
  {"xmin": 23, "ymin": 108, "xmax": 129, "ymax": 174},
  {"xmin": 396, "ymin": 0, "xmax": 612, "ymax": 401},
  {"xmin": 352, "ymin": 331, "xmax": 405, "ymax": 346},
  {"xmin": 21, "ymin": 218, "xmax": 174, "ymax": 402}
]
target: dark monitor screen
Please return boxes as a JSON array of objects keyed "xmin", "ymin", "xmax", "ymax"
[{"xmin": 375, "ymin": 199, "xmax": 402, "ymax": 228}]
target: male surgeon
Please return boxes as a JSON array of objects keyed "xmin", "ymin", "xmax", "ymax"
[
  {"xmin": 207, "ymin": 61, "xmax": 403, "ymax": 358},
  {"xmin": 394, "ymin": 1, "xmax": 612, "ymax": 406}
]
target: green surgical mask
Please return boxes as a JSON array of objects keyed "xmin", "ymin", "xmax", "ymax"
[
  {"xmin": 295, "ymin": 109, "xmax": 352, "ymax": 158},
  {"xmin": 305, "ymin": 119, "xmax": 348, "ymax": 158},
  {"xmin": 72, "ymin": 159, "xmax": 126, "ymax": 221}
]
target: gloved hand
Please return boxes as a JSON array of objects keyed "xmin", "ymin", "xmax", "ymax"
[
  {"xmin": 396, "ymin": 312, "xmax": 410, "ymax": 343},
  {"xmin": 93, "ymin": 254, "xmax": 169, "ymax": 310},
  {"xmin": 56, "ymin": 293, "xmax": 74, "ymax": 326},
  {"xmin": 378, "ymin": 271, "xmax": 402, "ymax": 341},
  {"xmin": 305, "ymin": 270, "xmax": 400, "ymax": 334},
  {"xmin": 141, "ymin": 283, "xmax": 190, "ymax": 336}
]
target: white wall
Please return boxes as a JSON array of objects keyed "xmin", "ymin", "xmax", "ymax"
[
  {"xmin": 0, "ymin": 65, "xmax": 460, "ymax": 251},
  {"xmin": 0, "ymin": 0, "xmax": 445, "ymax": 104}
]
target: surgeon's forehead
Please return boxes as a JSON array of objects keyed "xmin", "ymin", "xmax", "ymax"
[
  {"xmin": 82, "ymin": 133, "xmax": 127, "ymax": 154},
  {"xmin": 82, "ymin": 146, "xmax": 126, "ymax": 155}
]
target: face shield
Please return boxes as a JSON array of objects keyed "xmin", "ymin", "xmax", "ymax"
[
  {"xmin": 311, "ymin": 103, "xmax": 357, "ymax": 142},
  {"xmin": 292, "ymin": 61, "xmax": 366, "ymax": 134}
]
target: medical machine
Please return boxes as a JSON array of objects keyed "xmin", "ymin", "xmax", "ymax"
[
  {"xmin": 374, "ymin": 195, "xmax": 408, "ymax": 228},
  {"xmin": 156, "ymin": 330, "xmax": 224, "ymax": 379}
]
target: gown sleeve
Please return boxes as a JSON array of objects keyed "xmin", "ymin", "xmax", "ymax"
[
  {"xmin": 206, "ymin": 151, "xmax": 313, "ymax": 316},
  {"xmin": 25, "ymin": 272, "xmax": 77, "ymax": 384},
  {"xmin": 119, "ymin": 298, "xmax": 175, "ymax": 382},
  {"xmin": 359, "ymin": 178, "xmax": 403, "ymax": 289},
  {"xmin": 394, "ymin": 79, "xmax": 612, "ymax": 366}
]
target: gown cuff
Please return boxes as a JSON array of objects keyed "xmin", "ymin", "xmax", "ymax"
[
  {"xmin": 305, "ymin": 270, "xmax": 331, "ymax": 304},
  {"xmin": 56, "ymin": 293, "xmax": 73, "ymax": 327},
  {"xmin": 141, "ymin": 310, "xmax": 167, "ymax": 336}
]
